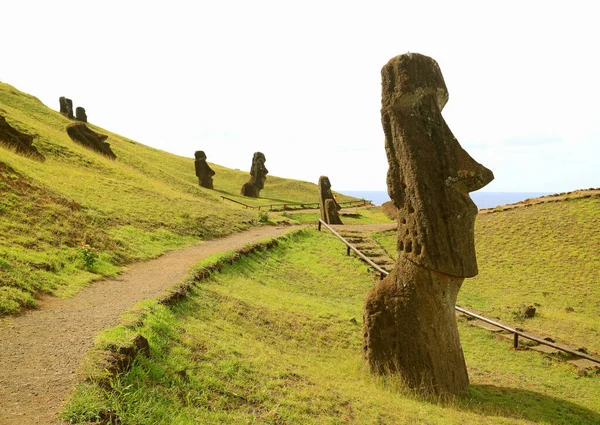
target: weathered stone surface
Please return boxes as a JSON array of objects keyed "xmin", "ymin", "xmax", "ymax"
[
  {"xmin": 59, "ymin": 97, "xmax": 74, "ymax": 119},
  {"xmin": 66, "ymin": 122, "xmax": 116, "ymax": 159},
  {"xmin": 194, "ymin": 150, "xmax": 215, "ymax": 189},
  {"xmin": 0, "ymin": 115, "xmax": 45, "ymax": 161},
  {"xmin": 325, "ymin": 199, "xmax": 343, "ymax": 225},
  {"xmin": 75, "ymin": 106, "xmax": 87, "ymax": 123},
  {"xmin": 381, "ymin": 200, "xmax": 397, "ymax": 220},
  {"xmin": 363, "ymin": 53, "xmax": 494, "ymax": 396},
  {"xmin": 318, "ymin": 176, "xmax": 342, "ymax": 224},
  {"xmin": 241, "ymin": 152, "xmax": 268, "ymax": 197},
  {"xmin": 381, "ymin": 55, "xmax": 494, "ymax": 278}
]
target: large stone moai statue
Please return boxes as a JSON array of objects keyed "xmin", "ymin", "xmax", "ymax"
[
  {"xmin": 318, "ymin": 176, "xmax": 343, "ymax": 225},
  {"xmin": 194, "ymin": 150, "xmax": 215, "ymax": 189},
  {"xmin": 59, "ymin": 97, "xmax": 74, "ymax": 119},
  {"xmin": 240, "ymin": 152, "xmax": 268, "ymax": 197},
  {"xmin": 363, "ymin": 53, "xmax": 494, "ymax": 396},
  {"xmin": 75, "ymin": 107, "xmax": 88, "ymax": 123}
]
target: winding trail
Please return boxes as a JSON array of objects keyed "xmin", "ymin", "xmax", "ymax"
[{"xmin": 0, "ymin": 225, "xmax": 295, "ymax": 425}]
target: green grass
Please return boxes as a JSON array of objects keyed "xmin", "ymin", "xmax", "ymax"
[
  {"xmin": 373, "ymin": 197, "xmax": 600, "ymax": 355},
  {"xmin": 372, "ymin": 228, "xmax": 397, "ymax": 258},
  {"xmin": 0, "ymin": 82, "xmax": 365, "ymax": 314},
  {"xmin": 63, "ymin": 229, "xmax": 600, "ymax": 425},
  {"xmin": 464, "ymin": 197, "xmax": 600, "ymax": 355}
]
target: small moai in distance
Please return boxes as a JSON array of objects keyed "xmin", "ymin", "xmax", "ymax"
[
  {"xmin": 318, "ymin": 176, "xmax": 342, "ymax": 225},
  {"xmin": 75, "ymin": 107, "xmax": 87, "ymax": 123},
  {"xmin": 194, "ymin": 150, "xmax": 215, "ymax": 189},
  {"xmin": 240, "ymin": 152, "xmax": 268, "ymax": 197},
  {"xmin": 362, "ymin": 53, "xmax": 494, "ymax": 396},
  {"xmin": 59, "ymin": 97, "xmax": 74, "ymax": 119}
]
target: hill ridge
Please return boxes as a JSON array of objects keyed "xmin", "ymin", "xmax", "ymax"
[{"xmin": 0, "ymin": 81, "xmax": 358, "ymax": 315}]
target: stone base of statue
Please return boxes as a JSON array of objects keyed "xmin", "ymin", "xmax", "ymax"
[
  {"xmin": 240, "ymin": 182, "xmax": 260, "ymax": 198},
  {"xmin": 363, "ymin": 257, "xmax": 469, "ymax": 396}
]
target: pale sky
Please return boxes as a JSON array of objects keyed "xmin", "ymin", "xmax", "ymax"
[{"xmin": 1, "ymin": 0, "xmax": 598, "ymax": 192}]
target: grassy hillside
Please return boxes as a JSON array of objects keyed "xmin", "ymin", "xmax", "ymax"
[
  {"xmin": 374, "ymin": 195, "xmax": 600, "ymax": 355},
  {"xmin": 64, "ymin": 230, "xmax": 600, "ymax": 424},
  {"xmin": 0, "ymin": 82, "xmax": 357, "ymax": 315}
]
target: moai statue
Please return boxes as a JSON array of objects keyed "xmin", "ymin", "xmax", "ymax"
[
  {"xmin": 194, "ymin": 150, "xmax": 215, "ymax": 189},
  {"xmin": 0, "ymin": 115, "xmax": 45, "ymax": 161},
  {"xmin": 318, "ymin": 176, "xmax": 342, "ymax": 225},
  {"xmin": 240, "ymin": 152, "xmax": 268, "ymax": 197},
  {"xmin": 75, "ymin": 107, "xmax": 87, "ymax": 123},
  {"xmin": 362, "ymin": 53, "xmax": 494, "ymax": 396},
  {"xmin": 59, "ymin": 97, "xmax": 74, "ymax": 119},
  {"xmin": 66, "ymin": 122, "xmax": 117, "ymax": 159}
]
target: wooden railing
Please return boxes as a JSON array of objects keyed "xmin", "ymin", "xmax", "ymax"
[
  {"xmin": 317, "ymin": 218, "xmax": 600, "ymax": 364},
  {"xmin": 221, "ymin": 196, "xmax": 371, "ymax": 211}
]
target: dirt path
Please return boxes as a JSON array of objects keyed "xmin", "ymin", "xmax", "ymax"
[{"xmin": 0, "ymin": 225, "xmax": 295, "ymax": 425}]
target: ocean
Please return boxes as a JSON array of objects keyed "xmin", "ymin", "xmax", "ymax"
[{"xmin": 340, "ymin": 190, "xmax": 553, "ymax": 210}]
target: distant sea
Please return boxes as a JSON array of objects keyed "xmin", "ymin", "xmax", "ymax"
[{"xmin": 340, "ymin": 190, "xmax": 553, "ymax": 210}]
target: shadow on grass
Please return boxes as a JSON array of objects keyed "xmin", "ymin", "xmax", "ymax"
[{"xmin": 459, "ymin": 384, "xmax": 600, "ymax": 425}]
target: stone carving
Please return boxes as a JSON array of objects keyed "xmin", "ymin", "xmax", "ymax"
[
  {"xmin": 318, "ymin": 176, "xmax": 342, "ymax": 224},
  {"xmin": 363, "ymin": 53, "xmax": 494, "ymax": 396},
  {"xmin": 380, "ymin": 200, "xmax": 398, "ymax": 221},
  {"xmin": 59, "ymin": 97, "xmax": 74, "ymax": 119},
  {"xmin": 240, "ymin": 152, "xmax": 268, "ymax": 197},
  {"xmin": 0, "ymin": 115, "xmax": 45, "ymax": 161},
  {"xmin": 75, "ymin": 107, "xmax": 87, "ymax": 123},
  {"xmin": 194, "ymin": 150, "xmax": 215, "ymax": 189},
  {"xmin": 66, "ymin": 122, "xmax": 116, "ymax": 159}
]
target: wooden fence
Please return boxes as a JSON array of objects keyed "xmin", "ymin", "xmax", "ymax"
[
  {"xmin": 317, "ymin": 219, "xmax": 600, "ymax": 365},
  {"xmin": 221, "ymin": 196, "xmax": 371, "ymax": 211}
]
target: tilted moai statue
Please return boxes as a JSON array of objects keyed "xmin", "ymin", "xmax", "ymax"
[
  {"xmin": 194, "ymin": 150, "xmax": 215, "ymax": 189},
  {"xmin": 362, "ymin": 53, "xmax": 493, "ymax": 396},
  {"xmin": 75, "ymin": 107, "xmax": 87, "ymax": 123},
  {"xmin": 240, "ymin": 152, "xmax": 268, "ymax": 197},
  {"xmin": 66, "ymin": 122, "xmax": 117, "ymax": 159},
  {"xmin": 318, "ymin": 176, "xmax": 343, "ymax": 225},
  {"xmin": 59, "ymin": 97, "xmax": 74, "ymax": 119},
  {"xmin": 0, "ymin": 115, "xmax": 45, "ymax": 161}
]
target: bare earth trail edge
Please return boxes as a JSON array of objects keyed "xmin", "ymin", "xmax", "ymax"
[{"xmin": 0, "ymin": 225, "xmax": 297, "ymax": 425}]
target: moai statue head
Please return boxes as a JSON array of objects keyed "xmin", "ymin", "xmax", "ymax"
[
  {"xmin": 241, "ymin": 152, "xmax": 268, "ymax": 197},
  {"xmin": 318, "ymin": 176, "xmax": 333, "ymax": 198},
  {"xmin": 249, "ymin": 152, "xmax": 268, "ymax": 189},
  {"xmin": 75, "ymin": 107, "xmax": 87, "ymax": 123},
  {"xmin": 59, "ymin": 97, "xmax": 74, "ymax": 119},
  {"xmin": 382, "ymin": 53, "xmax": 493, "ymax": 277},
  {"xmin": 318, "ymin": 175, "xmax": 342, "ymax": 224},
  {"xmin": 194, "ymin": 150, "xmax": 207, "ymax": 162},
  {"xmin": 194, "ymin": 150, "xmax": 215, "ymax": 189}
]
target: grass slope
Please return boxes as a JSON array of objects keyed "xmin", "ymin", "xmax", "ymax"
[
  {"xmin": 64, "ymin": 230, "xmax": 600, "ymax": 424},
  {"xmin": 0, "ymin": 82, "xmax": 358, "ymax": 314},
  {"xmin": 374, "ymin": 196, "xmax": 600, "ymax": 355}
]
